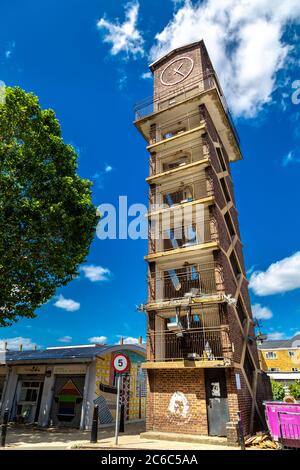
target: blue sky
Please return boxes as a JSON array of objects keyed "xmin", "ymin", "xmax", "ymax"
[{"xmin": 0, "ymin": 0, "xmax": 300, "ymax": 349}]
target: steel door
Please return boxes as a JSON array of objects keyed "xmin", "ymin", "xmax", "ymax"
[{"xmin": 205, "ymin": 369, "xmax": 229, "ymax": 436}]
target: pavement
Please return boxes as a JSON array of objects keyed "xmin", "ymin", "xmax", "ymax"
[{"xmin": 1, "ymin": 422, "xmax": 239, "ymax": 450}]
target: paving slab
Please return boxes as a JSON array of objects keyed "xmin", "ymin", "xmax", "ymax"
[{"xmin": 2, "ymin": 422, "xmax": 239, "ymax": 450}]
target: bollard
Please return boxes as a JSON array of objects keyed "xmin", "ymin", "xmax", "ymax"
[
  {"xmin": 119, "ymin": 404, "xmax": 125, "ymax": 433},
  {"xmin": 1, "ymin": 408, "xmax": 9, "ymax": 447},
  {"xmin": 90, "ymin": 405, "xmax": 98, "ymax": 443},
  {"xmin": 237, "ymin": 411, "xmax": 245, "ymax": 450}
]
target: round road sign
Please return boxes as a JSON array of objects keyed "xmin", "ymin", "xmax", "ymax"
[{"xmin": 112, "ymin": 353, "xmax": 130, "ymax": 373}]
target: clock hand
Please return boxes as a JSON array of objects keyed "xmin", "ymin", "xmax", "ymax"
[{"xmin": 174, "ymin": 69, "xmax": 185, "ymax": 77}]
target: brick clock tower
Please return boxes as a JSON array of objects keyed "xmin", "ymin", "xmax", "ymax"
[{"xmin": 134, "ymin": 41, "xmax": 271, "ymax": 445}]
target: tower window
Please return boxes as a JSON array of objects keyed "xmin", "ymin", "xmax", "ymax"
[
  {"xmin": 236, "ymin": 297, "xmax": 247, "ymax": 325},
  {"xmin": 220, "ymin": 178, "xmax": 231, "ymax": 203},
  {"xmin": 216, "ymin": 147, "xmax": 227, "ymax": 172},
  {"xmin": 224, "ymin": 212, "xmax": 235, "ymax": 238},
  {"xmin": 244, "ymin": 350, "xmax": 255, "ymax": 386},
  {"xmin": 229, "ymin": 252, "xmax": 241, "ymax": 278}
]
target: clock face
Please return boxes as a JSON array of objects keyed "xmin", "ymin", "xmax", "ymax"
[{"xmin": 160, "ymin": 56, "xmax": 194, "ymax": 86}]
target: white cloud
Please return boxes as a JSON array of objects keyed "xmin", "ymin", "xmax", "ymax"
[
  {"xmin": 54, "ymin": 295, "xmax": 80, "ymax": 312},
  {"xmin": 252, "ymin": 303, "xmax": 273, "ymax": 320},
  {"xmin": 150, "ymin": 0, "xmax": 300, "ymax": 117},
  {"xmin": 282, "ymin": 150, "xmax": 300, "ymax": 166},
  {"xmin": 117, "ymin": 69, "xmax": 128, "ymax": 89},
  {"xmin": 267, "ymin": 331, "xmax": 286, "ymax": 340},
  {"xmin": 80, "ymin": 265, "xmax": 111, "ymax": 282},
  {"xmin": 246, "ymin": 265, "xmax": 256, "ymax": 276},
  {"xmin": 57, "ymin": 336, "xmax": 72, "ymax": 343},
  {"xmin": 5, "ymin": 41, "xmax": 15, "ymax": 59},
  {"xmin": 97, "ymin": 1, "xmax": 144, "ymax": 58},
  {"xmin": 249, "ymin": 252, "xmax": 300, "ymax": 296},
  {"xmin": 0, "ymin": 337, "xmax": 36, "ymax": 351},
  {"xmin": 105, "ymin": 165, "xmax": 113, "ymax": 173},
  {"xmin": 141, "ymin": 71, "xmax": 152, "ymax": 80},
  {"xmin": 118, "ymin": 336, "xmax": 143, "ymax": 345},
  {"xmin": 88, "ymin": 336, "xmax": 108, "ymax": 344}
]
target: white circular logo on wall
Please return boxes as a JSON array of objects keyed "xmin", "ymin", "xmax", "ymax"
[
  {"xmin": 112, "ymin": 353, "xmax": 130, "ymax": 373},
  {"xmin": 160, "ymin": 57, "xmax": 194, "ymax": 86}
]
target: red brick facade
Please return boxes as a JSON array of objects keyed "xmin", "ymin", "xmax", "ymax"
[
  {"xmin": 136, "ymin": 41, "xmax": 271, "ymax": 446},
  {"xmin": 147, "ymin": 369, "xmax": 208, "ymax": 434}
]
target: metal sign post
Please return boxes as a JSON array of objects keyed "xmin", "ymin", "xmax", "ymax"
[
  {"xmin": 115, "ymin": 374, "xmax": 121, "ymax": 445},
  {"xmin": 112, "ymin": 353, "xmax": 130, "ymax": 446}
]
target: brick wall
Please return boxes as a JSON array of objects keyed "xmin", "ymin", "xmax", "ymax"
[
  {"xmin": 212, "ymin": 205, "xmax": 231, "ymax": 252},
  {"xmin": 256, "ymin": 371, "xmax": 273, "ymax": 426},
  {"xmin": 214, "ymin": 250, "xmax": 237, "ymax": 297},
  {"xmin": 229, "ymin": 206, "xmax": 241, "ymax": 239},
  {"xmin": 146, "ymin": 367, "xmax": 263, "ymax": 440},
  {"xmin": 207, "ymin": 166, "xmax": 227, "ymax": 209},
  {"xmin": 147, "ymin": 369, "xmax": 208, "ymax": 434},
  {"xmin": 153, "ymin": 44, "xmax": 203, "ymax": 99},
  {"xmin": 227, "ymin": 305, "xmax": 245, "ymax": 364},
  {"xmin": 234, "ymin": 239, "xmax": 246, "ymax": 276},
  {"xmin": 227, "ymin": 369, "xmax": 252, "ymax": 435}
]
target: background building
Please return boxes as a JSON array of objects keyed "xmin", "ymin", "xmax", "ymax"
[
  {"xmin": 259, "ymin": 334, "xmax": 300, "ymax": 392},
  {"xmin": 135, "ymin": 40, "xmax": 272, "ymax": 445},
  {"xmin": 0, "ymin": 342, "xmax": 146, "ymax": 429}
]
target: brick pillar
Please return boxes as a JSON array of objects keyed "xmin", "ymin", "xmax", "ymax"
[{"xmin": 226, "ymin": 421, "xmax": 240, "ymax": 447}]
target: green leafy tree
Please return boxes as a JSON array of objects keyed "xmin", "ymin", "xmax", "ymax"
[
  {"xmin": 271, "ymin": 379, "xmax": 285, "ymax": 401},
  {"xmin": 0, "ymin": 87, "xmax": 99, "ymax": 326},
  {"xmin": 289, "ymin": 380, "xmax": 300, "ymax": 400}
]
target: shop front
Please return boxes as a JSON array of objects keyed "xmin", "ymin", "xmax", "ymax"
[
  {"xmin": 11, "ymin": 365, "xmax": 46, "ymax": 423},
  {"xmin": 1, "ymin": 343, "xmax": 146, "ymax": 429},
  {"xmin": 49, "ymin": 364, "xmax": 87, "ymax": 428}
]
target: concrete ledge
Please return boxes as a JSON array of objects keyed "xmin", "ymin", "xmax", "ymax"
[
  {"xmin": 140, "ymin": 431, "xmax": 228, "ymax": 447},
  {"xmin": 141, "ymin": 360, "xmax": 231, "ymax": 369}
]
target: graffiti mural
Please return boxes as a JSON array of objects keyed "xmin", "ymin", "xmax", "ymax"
[
  {"xmin": 94, "ymin": 351, "xmax": 146, "ymax": 425},
  {"xmin": 167, "ymin": 391, "xmax": 191, "ymax": 423}
]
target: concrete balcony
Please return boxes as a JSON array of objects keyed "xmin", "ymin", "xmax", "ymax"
[
  {"xmin": 148, "ymin": 176, "xmax": 214, "ymax": 217},
  {"xmin": 134, "ymin": 72, "xmax": 241, "ymax": 163},
  {"xmin": 134, "ymin": 71, "xmax": 217, "ymax": 121},
  {"xmin": 148, "ymin": 137, "xmax": 206, "ymax": 180},
  {"xmin": 144, "ymin": 326, "xmax": 233, "ymax": 369},
  {"xmin": 146, "ymin": 111, "xmax": 205, "ymax": 151},
  {"xmin": 147, "ymin": 217, "xmax": 219, "ymax": 260},
  {"xmin": 147, "ymin": 262, "xmax": 224, "ymax": 309}
]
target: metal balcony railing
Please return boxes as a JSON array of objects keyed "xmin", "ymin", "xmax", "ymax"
[
  {"xmin": 149, "ymin": 137, "xmax": 204, "ymax": 176},
  {"xmin": 148, "ymin": 218, "xmax": 218, "ymax": 254},
  {"xmin": 148, "ymin": 327, "xmax": 232, "ymax": 362},
  {"xmin": 148, "ymin": 177, "xmax": 213, "ymax": 210},
  {"xmin": 148, "ymin": 262, "xmax": 224, "ymax": 302},
  {"xmin": 134, "ymin": 70, "xmax": 240, "ymax": 145},
  {"xmin": 134, "ymin": 71, "xmax": 218, "ymax": 119},
  {"xmin": 149, "ymin": 111, "xmax": 203, "ymax": 146}
]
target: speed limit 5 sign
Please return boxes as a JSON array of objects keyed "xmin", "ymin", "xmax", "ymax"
[{"xmin": 112, "ymin": 353, "xmax": 130, "ymax": 373}]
